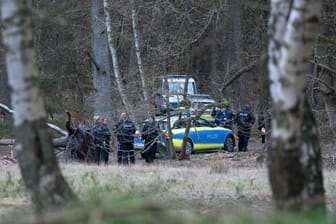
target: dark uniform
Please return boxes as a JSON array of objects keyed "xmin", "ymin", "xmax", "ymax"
[
  {"xmin": 93, "ymin": 119, "xmax": 111, "ymax": 165},
  {"xmin": 141, "ymin": 119, "xmax": 159, "ymax": 163},
  {"xmin": 93, "ymin": 121, "xmax": 103, "ymax": 165},
  {"xmin": 215, "ymin": 106, "xmax": 235, "ymax": 129},
  {"xmin": 115, "ymin": 118, "xmax": 136, "ymax": 165},
  {"xmin": 235, "ymin": 104, "xmax": 255, "ymax": 152},
  {"xmin": 100, "ymin": 123, "xmax": 111, "ymax": 164}
]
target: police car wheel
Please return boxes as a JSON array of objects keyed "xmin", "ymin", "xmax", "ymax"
[
  {"xmin": 186, "ymin": 139, "xmax": 193, "ymax": 155},
  {"xmin": 224, "ymin": 136, "xmax": 234, "ymax": 152}
]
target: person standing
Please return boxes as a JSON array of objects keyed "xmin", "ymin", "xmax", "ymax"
[
  {"xmin": 141, "ymin": 115, "xmax": 159, "ymax": 163},
  {"xmin": 100, "ymin": 117, "xmax": 111, "ymax": 165},
  {"xmin": 114, "ymin": 112, "xmax": 136, "ymax": 165},
  {"xmin": 214, "ymin": 104, "xmax": 235, "ymax": 129},
  {"xmin": 235, "ymin": 104, "xmax": 255, "ymax": 152},
  {"xmin": 114, "ymin": 113, "xmax": 124, "ymax": 164},
  {"xmin": 93, "ymin": 116, "xmax": 104, "ymax": 165}
]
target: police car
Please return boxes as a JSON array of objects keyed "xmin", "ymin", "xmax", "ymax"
[
  {"xmin": 134, "ymin": 115, "xmax": 235, "ymax": 154},
  {"xmin": 169, "ymin": 117, "xmax": 235, "ymax": 154}
]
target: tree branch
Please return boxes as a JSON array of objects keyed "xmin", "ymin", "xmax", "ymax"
[
  {"xmin": 222, "ymin": 53, "xmax": 267, "ymax": 91},
  {"xmin": 172, "ymin": 9, "xmax": 216, "ymax": 58},
  {"xmin": 310, "ymin": 59, "xmax": 336, "ymax": 74},
  {"xmin": 0, "ymin": 103, "xmax": 68, "ymax": 136}
]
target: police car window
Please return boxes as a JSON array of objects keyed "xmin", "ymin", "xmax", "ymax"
[
  {"xmin": 196, "ymin": 119, "xmax": 209, "ymax": 127},
  {"xmin": 158, "ymin": 121, "xmax": 166, "ymax": 131},
  {"xmin": 173, "ymin": 120, "xmax": 186, "ymax": 129},
  {"xmin": 193, "ymin": 102, "xmax": 202, "ymax": 110}
]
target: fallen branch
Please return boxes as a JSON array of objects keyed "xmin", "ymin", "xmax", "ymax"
[
  {"xmin": 0, "ymin": 136, "xmax": 68, "ymax": 147},
  {"xmin": 0, "ymin": 103, "xmax": 68, "ymax": 136},
  {"xmin": 0, "ymin": 139, "xmax": 16, "ymax": 145},
  {"xmin": 53, "ymin": 136, "xmax": 69, "ymax": 147},
  {"xmin": 1, "ymin": 156, "xmax": 17, "ymax": 164}
]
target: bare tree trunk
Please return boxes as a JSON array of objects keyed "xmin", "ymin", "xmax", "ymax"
[
  {"xmin": 317, "ymin": 67, "xmax": 336, "ymax": 148},
  {"xmin": 103, "ymin": 0, "xmax": 137, "ymax": 126},
  {"xmin": 324, "ymin": 95, "xmax": 336, "ymax": 141},
  {"xmin": 178, "ymin": 77, "xmax": 191, "ymax": 160},
  {"xmin": 232, "ymin": 1, "xmax": 247, "ymax": 105},
  {"xmin": 127, "ymin": 43, "xmax": 137, "ymax": 96},
  {"xmin": 209, "ymin": 18, "xmax": 218, "ymax": 93},
  {"xmin": 311, "ymin": 5, "xmax": 336, "ymax": 151},
  {"xmin": 267, "ymin": 0, "xmax": 325, "ymax": 212},
  {"xmin": 0, "ymin": 7, "xmax": 10, "ymax": 113},
  {"xmin": 91, "ymin": 0, "xmax": 113, "ymax": 130},
  {"xmin": 0, "ymin": 51, "xmax": 10, "ymax": 109},
  {"xmin": 322, "ymin": 42, "xmax": 336, "ymax": 151},
  {"xmin": 130, "ymin": 0, "xmax": 148, "ymax": 103},
  {"xmin": 1, "ymin": 0, "xmax": 76, "ymax": 212},
  {"xmin": 163, "ymin": 73, "xmax": 176, "ymax": 159}
]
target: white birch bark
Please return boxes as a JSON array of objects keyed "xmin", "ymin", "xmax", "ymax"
[
  {"xmin": 269, "ymin": 0, "xmax": 321, "ymax": 139},
  {"xmin": 130, "ymin": 0, "xmax": 148, "ymax": 102},
  {"xmin": 2, "ymin": 2, "xmax": 45, "ymax": 126},
  {"xmin": 268, "ymin": 0, "xmax": 325, "ymax": 211},
  {"xmin": 1, "ymin": 0, "xmax": 75, "ymax": 210},
  {"xmin": 103, "ymin": 0, "xmax": 137, "ymax": 125}
]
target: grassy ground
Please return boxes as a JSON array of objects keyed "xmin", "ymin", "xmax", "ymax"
[{"xmin": 1, "ymin": 147, "xmax": 336, "ymax": 223}]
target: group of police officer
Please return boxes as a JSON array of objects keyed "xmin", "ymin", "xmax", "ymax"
[
  {"xmin": 93, "ymin": 101, "xmax": 262, "ymax": 165},
  {"xmin": 93, "ymin": 111, "xmax": 159, "ymax": 166},
  {"xmin": 113, "ymin": 112, "xmax": 159, "ymax": 165},
  {"xmin": 212, "ymin": 103, "xmax": 256, "ymax": 152}
]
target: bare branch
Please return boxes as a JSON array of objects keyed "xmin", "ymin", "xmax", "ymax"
[
  {"xmin": 310, "ymin": 59, "xmax": 336, "ymax": 74},
  {"xmin": 0, "ymin": 103, "xmax": 68, "ymax": 136},
  {"xmin": 222, "ymin": 53, "xmax": 267, "ymax": 90}
]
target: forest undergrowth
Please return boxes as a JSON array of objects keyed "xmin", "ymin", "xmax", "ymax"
[{"xmin": 1, "ymin": 140, "xmax": 336, "ymax": 223}]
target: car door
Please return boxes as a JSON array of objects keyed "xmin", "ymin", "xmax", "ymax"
[
  {"xmin": 194, "ymin": 118, "xmax": 222, "ymax": 149},
  {"xmin": 188, "ymin": 120, "xmax": 201, "ymax": 146}
]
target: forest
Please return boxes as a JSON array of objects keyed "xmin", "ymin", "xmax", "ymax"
[
  {"xmin": 1, "ymin": 0, "xmax": 335, "ymax": 129},
  {"xmin": 1, "ymin": 0, "xmax": 272, "ymax": 123},
  {"xmin": 0, "ymin": 0, "xmax": 336, "ymax": 223}
]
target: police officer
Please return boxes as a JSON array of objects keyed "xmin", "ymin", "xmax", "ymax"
[
  {"xmin": 93, "ymin": 116, "xmax": 104, "ymax": 165},
  {"xmin": 100, "ymin": 117, "xmax": 111, "ymax": 165},
  {"xmin": 215, "ymin": 104, "xmax": 235, "ymax": 129},
  {"xmin": 235, "ymin": 104, "xmax": 255, "ymax": 152},
  {"xmin": 114, "ymin": 112, "xmax": 136, "ymax": 165},
  {"xmin": 141, "ymin": 115, "xmax": 159, "ymax": 163}
]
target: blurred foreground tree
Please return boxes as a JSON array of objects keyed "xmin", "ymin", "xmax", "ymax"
[
  {"xmin": 1, "ymin": 0, "xmax": 76, "ymax": 212},
  {"xmin": 267, "ymin": 0, "xmax": 325, "ymax": 212}
]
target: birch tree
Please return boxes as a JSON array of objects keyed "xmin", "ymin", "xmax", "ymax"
[
  {"xmin": 267, "ymin": 0, "xmax": 325, "ymax": 212},
  {"xmin": 91, "ymin": 0, "xmax": 113, "ymax": 128},
  {"xmin": 1, "ymin": 0, "xmax": 76, "ymax": 211},
  {"xmin": 130, "ymin": 0, "xmax": 148, "ymax": 103},
  {"xmin": 103, "ymin": 0, "xmax": 137, "ymax": 125}
]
